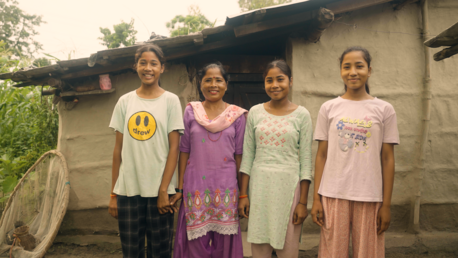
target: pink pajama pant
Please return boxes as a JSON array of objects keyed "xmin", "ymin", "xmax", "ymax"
[
  {"xmin": 251, "ymin": 183, "xmax": 302, "ymax": 258},
  {"xmin": 318, "ymin": 196, "xmax": 384, "ymax": 258}
]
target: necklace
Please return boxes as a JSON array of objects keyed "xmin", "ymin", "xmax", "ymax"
[{"xmin": 207, "ymin": 131, "xmax": 223, "ymax": 142}]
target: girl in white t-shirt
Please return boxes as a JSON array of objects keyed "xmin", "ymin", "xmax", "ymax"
[
  {"xmin": 311, "ymin": 46, "xmax": 400, "ymax": 258},
  {"xmin": 108, "ymin": 44, "xmax": 184, "ymax": 257}
]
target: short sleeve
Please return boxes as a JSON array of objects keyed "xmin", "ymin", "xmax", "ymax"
[
  {"xmin": 109, "ymin": 98, "xmax": 125, "ymax": 134},
  {"xmin": 167, "ymin": 94, "xmax": 185, "ymax": 135},
  {"xmin": 383, "ymin": 107, "xmax": 400, "ymax": 145},
  {"xmin": 240, "ymin": 110, "xmax": 256, "ymax": 176},
  {"xmin": 314, "ymin": 105, "xmax": 329, "ymax": 141},
  {"xmin": 234, "ymin": 114, "xmax": 247, "ymax": 155},
  {"xmin": 180, "ymin": 106, "xmax": 193, "ymax": 153},
  {"xmin": 299, "ymin": 109, "xmax": 313, "ymax": 182}
]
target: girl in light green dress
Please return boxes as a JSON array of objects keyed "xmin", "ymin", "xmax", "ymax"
[{"xmin": 238, "ymin": 60, "xmax": 313, "ymax": 258}]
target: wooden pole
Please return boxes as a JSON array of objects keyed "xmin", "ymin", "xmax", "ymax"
[
  {"xmin": 307, "ymin": 8, "xmax": 334, "ymax": 43},
  {"xmin": 433, "ymin": 44, "xmax": 458, "ymax": 61}
]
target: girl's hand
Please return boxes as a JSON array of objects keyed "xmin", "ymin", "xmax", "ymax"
[
  {"xmin": 311, "ymin": 200, "xmax": 324, "ymax": 227},
  {"xmin": 238, "ymin": 198, "xmax": 250, "ymax": 219},
  {"xmin": 293, "ymin": 202, "xmax": 308, "ymax": 225},
  {"xmin": 169, "ymin": 193, "xmax": 183, "ymax": 213},
  {"xmin": 108, "ymin": 196, "xmax": 118, "ymax": 219},
  {"xmin": 157, "ymin": 191, "xmax": 172, "ymax": 214},
  {"xmin": 377, "ymin": 205, "xmax": 391, "ymax": 235}
]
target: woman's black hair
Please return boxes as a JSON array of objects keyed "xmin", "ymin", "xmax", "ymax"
[
  {"xmin": 197, "ymin": 62, "xmax": 230, "ymax": 83},
  {"xmin": 339, "ymin": 46, "xmax": 371, "ymax": 94},
  {"xmin": 134, "ymin": 44, "xmax": 165, "ymax": 86},
  {"xmin": 263, "ymin": 60, "xmax": 292, "ymax": 81}
]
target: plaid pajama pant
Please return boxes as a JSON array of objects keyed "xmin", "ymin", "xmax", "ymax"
[{"xmin": 117, "ymin": 195, "xmax": 174, "ymax": 258}]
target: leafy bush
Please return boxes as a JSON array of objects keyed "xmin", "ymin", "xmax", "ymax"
[{"xmin": 0, "ymin": 41, "xmax": 58, "ymax": 202}]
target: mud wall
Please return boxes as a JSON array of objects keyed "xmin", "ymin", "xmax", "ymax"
[{"xmin": 290, "ymin": 0, "xmax": 458, "ymax": 232}]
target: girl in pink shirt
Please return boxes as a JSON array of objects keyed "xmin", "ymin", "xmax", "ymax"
[{"xmin": 311, "ymin": 46, "xmax": 400, "ymax": 258}]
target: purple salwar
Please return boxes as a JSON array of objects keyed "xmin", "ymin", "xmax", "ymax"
[{"xmin": 173, "ymin": 202, "xmax": 244, "ymax": 258}]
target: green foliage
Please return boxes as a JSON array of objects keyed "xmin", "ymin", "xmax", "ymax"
[
  {"xmin": 0, "ymin": 41, "xmax": 58, "ymax": 200},
  {"xmin": 32, "ymin": 57, "xmax": 52, "ymax": 67},
  {"xmin": 0, "ymin": 0, "xmax": 44, "ymax": 57},
  {"xmin": 166, "ymin": 6, "xmax": 215, "ymax": 37},
  {"xmin": 238, "ymin": 0, "xmax": 292, "ymax": 12},
  {"xmin": 98, "ymin": 19, "xmax": 138, "ymax": 49}
]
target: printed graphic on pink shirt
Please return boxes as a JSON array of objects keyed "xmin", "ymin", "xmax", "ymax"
[{"xmin": 336, "ymin": 116, "xmax": 372, "ymax": 153}]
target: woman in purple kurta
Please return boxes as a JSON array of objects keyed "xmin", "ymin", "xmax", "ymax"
[{"xmin": 172, "ymin": 63, "xmax": 247, "ymax": 258}]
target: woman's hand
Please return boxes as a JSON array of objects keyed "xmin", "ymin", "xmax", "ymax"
[
  {"xmin": 157, "ymin": 191, "xmax": 172, "ymax": 214},
  {"xmin": 108, "ymin": 196, "xmax": 118, "ymax": 219},
  {"xmin": 238, "ymin": 198, "xmax": 250, "ymax": 219},
  {"xmin": 293, "ymin": 202, "xmax": 308, "ymax": 225},
  {"xmin": 169, "ymin": 193, "xmax": 183, "ymax": 213},
  {"xmin": 377, "ymin": 205, "xmax": 391, "ymax": 235},
  {"xmin": 311, "ymin": 200, "xmax": 324, "ymax": 227}
]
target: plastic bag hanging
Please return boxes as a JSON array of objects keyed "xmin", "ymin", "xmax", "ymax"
[{"xmin": 99, "ymin": 74, "xmax": 112, "ymax": 90}]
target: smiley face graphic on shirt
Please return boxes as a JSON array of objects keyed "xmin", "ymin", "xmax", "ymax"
[{"xmin": 128, "ymin": 111, "xmax": 156, "ymax": 141}]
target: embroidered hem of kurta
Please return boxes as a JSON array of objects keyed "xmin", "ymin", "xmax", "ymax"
[{"xmin": 187, "ymin": 221, "xmax": 239, "ymax": 240}]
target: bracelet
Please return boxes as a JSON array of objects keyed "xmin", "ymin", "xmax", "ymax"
[
  {"xmin": 110, "ymin": 194, "xmax": 117, "ymax": 198},
  {"xmin": 238, "ymin": 195, "xmax": 248, "ymax": 199},
  {"xmin": 298, "ymin": 201, "xmax": 307, "ymax": 206},
  {"xmin": 175, "ymin": 188, "xmax": 183, "ymax": 194}
]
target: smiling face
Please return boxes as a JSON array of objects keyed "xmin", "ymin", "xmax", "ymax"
[
  {"xmin": 128, "ymin": 111, "xmax": 157, "ymax": 141},
  {"xmin": 264, "ymin": 67, "xmax": 292, "ymax": 101},
  {"xmin": 200, "ymin": 68, "xmax": 227, "ymax": 102},
  {"xmin": 340, "ymin": 51, "xmax": 371, "ymax": 92},
  {"xmin": 136, "ymin": 51, "xmax": 164, "ymax": 87}
]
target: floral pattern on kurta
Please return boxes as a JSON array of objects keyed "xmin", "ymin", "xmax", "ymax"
[
  {"xmin": 180, "ymin": 105, "xmax": 246, "ymax": 240},
  {"xmin": 240, "ymin": 104, "xmax": 313, "ymax": 249}
]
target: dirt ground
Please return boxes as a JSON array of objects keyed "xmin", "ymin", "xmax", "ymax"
[{"xmin": 39, "ymin": 243, "xmax": 458, "ymax": 258}]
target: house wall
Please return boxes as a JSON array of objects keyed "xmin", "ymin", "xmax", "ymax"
[
  {"xmin": 290, "ymin": 0, "xmax": 458, "ymax": 233},
  {"xmin": 57, "ymin": 63, "xmax": 196, "ymax": 234}
]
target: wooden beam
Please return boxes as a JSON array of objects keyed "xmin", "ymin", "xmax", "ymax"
[
  {"xmin": 252, "ymin": 9, "xmax": 267, "ymax": 23},
  {"xmin": 57, "ymin": 58, "xmax": 88, "ymax": 68},
  {"xmin": 60, "ymin": 88, "xmax": 115, "ymax": 97},
  {"xmin": 48, "ymin": 78, "xmax": 62, "ymax": 87},
  {"xmin": 242, "ymin": 13, "xmax": 254, "ymax": 25},
  {"xmin": 234, "ymin": 10, "xmax": 315, "ymax": 37},
  {"xmin": 327, "ymin": 0, "xmax": 394, "ymax": 14},
  {"xmin": 13, "ymin": 82, "xmax": 38, "ymax": 88},
  {"xmin": 433, "ymin": 44, "xmax": 458, "ymax": 61},
  {"xmin": 61, "ymin": 63, "xmax": 132, "ymax": 80},
  {"xmin": 306, "ymin": 8, "xmax": 335, "ymax": 43},
  {"xmin": 194, "ymin": 37, "xmax": 204, "ymax": 45},
  {"xmin": 3, "ymin": 65, "xmax": 63, "ymax": 80},
  {"xmin": 42, "ymin": 89, "xmax": 57, "ymax": 96},
  {"xmin": 151, "ymin": 33, "xmax": 203, "ymax": 48},
  {"xmin": 201, "ymin": 26, "xmax": 233, "ymax": 38},
  {"xmin": 167, "ymin": 23, "xmax": 305, "ymax": 61}
]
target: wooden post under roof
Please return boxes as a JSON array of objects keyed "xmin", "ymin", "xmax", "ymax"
[{"xmin": 306, "ymin": 8, "xmax": 335, "ymax": 43}]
